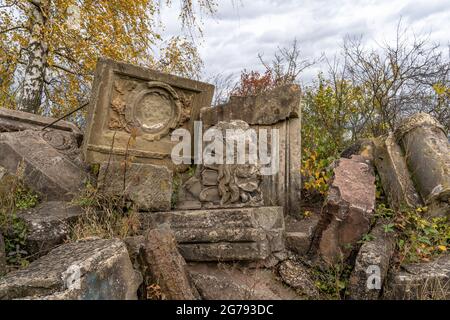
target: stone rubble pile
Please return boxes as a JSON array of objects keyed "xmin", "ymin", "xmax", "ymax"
[{"xmin": 0, "ymin": 58, "xmax": 448, "ymax": 300}]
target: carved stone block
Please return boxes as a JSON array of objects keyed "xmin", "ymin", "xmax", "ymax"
[{"xmin": 82, "ymin": 58, "xmax": 214, "ymax": 171}]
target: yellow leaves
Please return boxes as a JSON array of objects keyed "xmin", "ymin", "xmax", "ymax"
[
  {"xmin": 432, "ymin": 83, "xmax": 449, "ymax": 96},
  {"xmin": 437, "ymin": 245, "xmax": 447, "ymax": 252}
]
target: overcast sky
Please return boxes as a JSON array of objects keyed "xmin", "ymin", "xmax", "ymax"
[{"xmin": 160, "ymin": 0, "xmax": 450, "ymax": 83}]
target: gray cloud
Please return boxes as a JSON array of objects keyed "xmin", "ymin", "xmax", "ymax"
[{"xmin": 159, "ymin": 0, "xmax": 450, "ymax": 83}]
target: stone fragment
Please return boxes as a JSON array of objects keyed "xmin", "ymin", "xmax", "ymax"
[
  {"xmin": 0, "ymin": 239, "xmax": 142, "ymax": 300},
  {"xmin": 384, "ymin": 254, "xmax": 450, "ymax": 300},
  {"xmin": 142, "ymin": 228, "xmax": 196, "ymax": 300},
  {"xmin": 201, "ymin": 84, "xmax": 301, "ymax": 126},
  {"xmin": 98, "ymin": 161, "xmax": 172, "ymax": 212},
  {"xmin": 0, "ymin": 130, "xmax": 88, "ymax": 201},
  {"xmin": 349, "ymin": 220, "xmax": 396, "ymax": 300},
  {"xmin": 315, "ymin": 155, "xmax": 376, "ymax": 264},
  {"xmin": 0, "ymin": 232, "xmax": 6, "ymax": 276},
  {"xmin": 285, "ymin": 214, "xmax": 320, "ymax": 255},
  {"xmin": 138, "ymin": 206, "xmax": 285, "ymax": 262},
  {"xmin": 17, "ymin": 202, "xmax": 84, "ymax": 259},
  {"xmin": 395, "ymin": 113, "xmax": 450, "ymax": 216},
  {"xmin": 187, "ymin": 263, "xmax": 300, "ymax": 300},
  {"xmin": 200, "ymin": 85, "xmax": 302, "ymax": 217},
  {"xmin": 0, "ymin": 107, "xmax": 82, "ymax": 142},
  {"xmin": 278, "ymin": 259, "xmax": 319, "ymax": 298},
  {"xmin": 176, "ymin": 120, "xmax": 264, "ymax": 210},
  {"xmin": 83, "ymin": 58, "xmax": 214, "ymax": 171},
  {"xmin": 374, "ymin": 134, "xmax": 423, "ymax": 210}
]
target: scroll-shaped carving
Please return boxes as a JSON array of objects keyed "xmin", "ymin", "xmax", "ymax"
[{"xmin": 177, "ymin": 120, "xmax": 264, "ymax": 209}]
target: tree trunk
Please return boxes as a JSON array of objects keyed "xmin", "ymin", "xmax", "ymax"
[{"xmin": 18, "ymin": 0, "xmax": 48, "ymax": 114}]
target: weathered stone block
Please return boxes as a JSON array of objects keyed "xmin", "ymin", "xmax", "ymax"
[
  {"xmin": 139, "ymin": 206, "xmax": 285, "ymax": 262},
  {"xmin": 278, "ymin": 259, "xmax": 319, "ymax": 298},
  {"xmin": 0, "ymin": 107, "xmax": 82, "ymax": 142},
  {"xmin": 0, "ymin": 239, "xmax": 142, "ymax": 300},
  {"xmin": 200, "ymin": 86, "xmax": 302, "ymax": 217},
  {"xmin": 0, "ymin": 130, "xmax": 88, "ymax": 200},
  {"xmin": 349, "ymin": 220, "xmax": 396, "ymax": 300},
  {"xmin": 315, "ymin": 155, "xmax": 376, "ymax": 264},
  {"xmin": 187, "ymin": 263, "xmax": 300, "ymax": 300},
  {"xmin": 201, "ymin": 84, "xmax": 301, "ymax": 126},
  {"xmin": 98, "ymin": 161, "xmax": 172, "ymax": 212},
  {"xmin": 395, "ymin": 113, "xmax": 450, "ymax": 217},
  {"xmin": 384, "ymin": 254, "xmax": 450, "ymax": 300},
  {"xmin": 374, "ymin": 134, "xmax": 422, "ymax": 210},
  {"xmin": 17, "ymin": 201, "xmax": 84, "ymax": 259},
  {"xmin": 82, "ymin": 58, "xmax": 214, "ymax": 171},
  {"xmin": 142, "ymin": 228, "xmax": 196, "ymax": 300},
  {"xmin": 285, "ymin": 214, "xmax": 319, "ymax": 255}
]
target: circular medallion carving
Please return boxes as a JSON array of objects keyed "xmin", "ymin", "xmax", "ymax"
[{"xmin": 127, "ymin": 81, "xmax": 181, "ymax": 141}]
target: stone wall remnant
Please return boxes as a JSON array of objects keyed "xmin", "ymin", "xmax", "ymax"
[
  {"xmin": 139, "ymin": 206, "xmax": 285, "ymax": 262},
  {"xmin": 395, "ymin": 113, "xmax": 449, "ymax": 217},
  {"xmin": 82, "ymin": 58, "xmax": 214, "ymax": 172},
  {"xmin": 200, "ymin": 85, "xmax": 302, "ymax": 217}
]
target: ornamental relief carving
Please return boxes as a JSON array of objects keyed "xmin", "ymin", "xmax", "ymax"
[{"xmin": 108, "ymin": 79, "xmax": 192, "ymax": 141}]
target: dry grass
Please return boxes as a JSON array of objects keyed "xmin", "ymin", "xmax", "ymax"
[{"xmin": 69, "ymin": 183, "xmax": 141, "ymax": 241}]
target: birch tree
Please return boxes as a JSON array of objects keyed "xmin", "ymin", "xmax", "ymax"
[{"xmin": 0, "ymin": 0, "xmax": 216, "ymax": 116}]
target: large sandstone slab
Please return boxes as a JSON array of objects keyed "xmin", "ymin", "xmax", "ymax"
[
  {"xmin": 142, "ymin": 229, "xmax": 196, "ymax": 300},
  {"xmin": 17, "ymin": 201, "xmax": 84, "ymax": 259},
  {"xmin": 384, "ymin": 254, "xmax": 450, "ymax": 300},
  {"xmin": 395, "ymin": 113, "xmax": 450, "ymax": 217},
  {"xmin": 315, "ymin": 155, "xmax": 376, "ymax": 264},
  {"xmin": 187, "ymin": 263, "xmax": 300, "ymax": 300},
  {"xmin": 0, "ymin": 107, "xmax": 82, "ymax": 142},
  {"xmin": 374, "ymin": 134, "xmax": 422, "ymax": 210},
  {"xmin": 82, "ymin": 58, "xmax": 214, "ymax": 171},
  {"xmin": 0, "ymin": 239, "xmax": 142, "ymax": 300},
  {"xmin": 201, "ymin": 84, "xmax": 301, "ymax": 126},
  {"xmin": 0, "ymin": 130, "xmax": 88, "ymax": 200},
  {"xmin": 139, "ymin": 206, "xmax": 285, "ymax": 262},
  {"xmin": 98, "ymin": 161, "xmax": 172, "ymax": 212},
  {"xmin": 285, "ymin": 214, "xmax": 320, "ymax": 255},
  {"xmin": 349, "ymin": 220, "xmax": 396, "ymax": 300}
]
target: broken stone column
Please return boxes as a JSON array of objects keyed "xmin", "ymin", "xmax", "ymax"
[
  {"xmin": 374, "ymin": 134, "xmax": 423, "ymax": 210},
  {"xmin": 139, "ymin": 206, "xmax": 285, "ymax": 262},
  {"xmin": 142, "ymin": 228, "xmax": 197, "ymax": 300},
  {"xmin": 0, "ymin": 130, "xmax": 88, "ymax": 200},
  {"xmin": 200, "ymin": 85, "xmax": 302, "ymax": 217},
  {"xmin": 97, "ymin": 161, "xmax": 172, "ymax": 211},
  {"xmin": 348, "ymin": 220, "xmax": 396, "ymax": 300},
  {"xmin": 395, "ymin": 113, "xmax": 450, "ymax": 216},
  {"xmin": 314, "ymin": 155, "xmax": 376, "ymax": 264},
  {"xmin": 0, "ymin": 239, "xmax": 142, "ymax": 300}
]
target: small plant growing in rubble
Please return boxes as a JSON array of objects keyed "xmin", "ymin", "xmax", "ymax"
[
  {"xmin": 394, "ymin": 206, "xmax": 449, "ymax": 265},
  {"xmin": 0, "ymin": 162, "xmax": 39, "ymax": 269}
]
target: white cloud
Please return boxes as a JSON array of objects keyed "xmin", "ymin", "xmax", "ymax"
[{"xmin": 159, "ymin": 0, "xmax": 450, "ymax": 83}]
